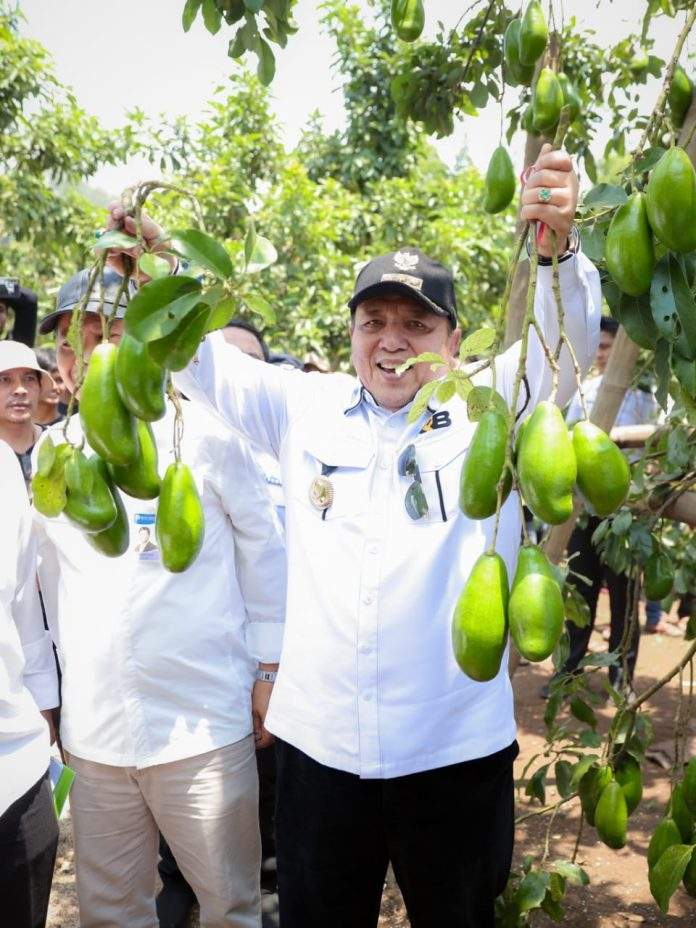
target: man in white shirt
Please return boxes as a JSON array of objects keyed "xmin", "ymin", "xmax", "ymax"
[
  {"xmin": 0, "ymin": 441, "xmax": 60, "ymax": 928},
  {"xmin": 106, "ymin": 144, "xmax": 601, "ymax": 927},
  {"xmin": 35, "ymin": 270, "xmax": 287, "ymax": 928},
  {"xmin": 0, "ymin": 341, "xmax": 51, "ymax": 485}
]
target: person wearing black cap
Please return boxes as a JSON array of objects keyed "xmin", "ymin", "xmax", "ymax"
[
  {"xmin": 105, "ymin": 143, "xmax": 601, "ymax": 928},
  {"xmin": 0, "ymin": 281, "xmax": 39, "ymax": 347}
]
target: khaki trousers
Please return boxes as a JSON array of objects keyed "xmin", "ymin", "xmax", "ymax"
[{"xmin": 67, "ymin": 736, "xmax": 261, "ymax": 928}]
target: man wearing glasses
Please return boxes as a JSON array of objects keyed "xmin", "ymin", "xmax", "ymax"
[{"xmin": 106, "ymin": 143, "xmax": 601, "ymax": 928}]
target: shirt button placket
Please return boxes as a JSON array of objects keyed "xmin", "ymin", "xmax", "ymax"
[{"xmin": 356, "ymin": 427, "xmax": 393, "ymax": 776}]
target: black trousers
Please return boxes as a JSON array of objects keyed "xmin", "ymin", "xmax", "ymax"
[
  {"xmin": 562, "ymin": 518, "xmax": 639, "ymax": 685},
  {"xmin": 0, "ymin": 772, "xmax": 58, "ymax": 928},
  {"xmin": 275, "ymin": 739, "xmax": 518, "ymax": 928}
]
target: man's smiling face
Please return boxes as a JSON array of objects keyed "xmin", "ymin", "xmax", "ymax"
[{"xmin": 350, "ymin": 295, "xmax": 460, "ymax": 411}]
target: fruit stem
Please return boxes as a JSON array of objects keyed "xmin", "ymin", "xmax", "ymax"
[
  {"xmin": 166, "ymin": 375, "xmax": 184, "ymax": 463},
  {"xmin": 491, "ymin": 239, "xmax": 539, "ymax": 553}
]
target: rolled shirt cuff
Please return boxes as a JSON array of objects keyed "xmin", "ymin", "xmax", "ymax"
[{"xmin": 246, "ymin": 621, "xmax": 285, "ymax": 665}]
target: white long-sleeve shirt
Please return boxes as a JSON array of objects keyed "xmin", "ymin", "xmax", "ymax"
[
  {"xmin": 35, "ymin": 403, "xmax": 286, "ymax": 769},
  {"xmin": 0, "ymin": 441, "xmax": 58, "ymax": 814},
  {"xmin": 176, "ymin": 254, "xmax": 601, "ymax": 778}
]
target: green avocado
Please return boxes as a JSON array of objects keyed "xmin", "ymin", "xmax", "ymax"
[
  {"xmin": 668, "ymin": 66, "xmax": 694, "ymax": 129},
  {"xmin": 572, "ymin": 420, "xmax": 631, "ymax": 516},
  {"xmin": 452, "ymin": 552, "xmax": 509, "ymax": 682},
  {"xmin": 85, "ymin": 457, "xmax": 130, "ymax": 557},
  {"xmin": 459, "ymin": 410, "xmax": 512, "ymax": 518},
  {"xmin": 532, "ymin": 68, "xmax": 563, "ymax": 133},
  {"xmin": 644, "ymin": 550, "xmax": 674, "ymax": 601},
  {"xmin": 595, "ymin": 780, "xmax": 628, "ymax": 849},
  {"xmin": 483, "ymin": 146, "xmax": 516, "ymax": 214},
  {"xmin": 605, "ymin": 192, "xmax": 655, "ymax": 297},
  {"xmin": 156, "ymin": 462, "xmax": 205, "ymax": 573},
  {"xmin": 614, "ymin": 755, "xmax": 643, "ymax": 816},
  {"xmin": 645, "ymin": 147, "xmax": 696, "ymax": 254},
  {"xmin": 518, "ymin": 401, "xmax": 576, "ymax": 524},
  {"xmin": 109, "ymin": 419, "xmax": 161, "ymax": 501},
  {"xmin": 518, "ymin": 0, "xmax": 548, "ymax": 67},
  {"xmin": 647, "ymin": 818, "xmax": 682, "ymax": 870},
  {"xmin": 508, "ymin": 545, "xmax": 564, "ymax": 662}
]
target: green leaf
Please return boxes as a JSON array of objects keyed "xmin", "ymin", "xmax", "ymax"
[
  {"xmin": 138, "ymin": 253, "xmax": 171, "ymax": 280},
  {"xmin": 579, "ymin": 730, "xmax": 603, "ymax": 748},
  {"xmin": 613, "ymin": 293, "xmax": 658, "ymax": 350},
  {"xmin": 551, "ymin": 860, "xmax": 589, "ymax": 886},
  {"xmin": 454, "ymin": 376, "xmax": 473, "ymax": 402},
  {"xmin": 201, "ymin": 0, "xmax": 222, "ymax": 34},
  {"xmin": 515, "ymin": 872, "xmax": 548, "ymax": 913},
  {"xmin": 555, "ymin": 760, "xmax": 574, "ymax": 798},
  {"xmin": 257, "ymin": 37, "xmax": 276, "ymax": 86},
  {"xmin": 669, "ymin": 255, "xmax": 696, "ymax": 359},
  {"xmin": 570, "ymin": 697, "xmax": 597, "ymax": 729},
  {"xmin": 583, "ymin": 148, "xmax": 598, "ymax": 184},
  {"xmin": 612, "ymin": 510, "xmax": 632, "ymax": 535},
  {"xmin": 459, "ymin": 326, "xmax": 496, "ymax": 358},
  {"xmin": 540, "ymin": 893, "xmax": 565, "ymax": 922},
  {"xmin": 407, "ymin": 380, "xmax": 438, "ymax": 424},
  {"xmin": 466, "ymin": 386, "xmax": 507, "ymax": 422},
  {"xmin": 634, "ymin": 146, "xmax": 666, "ymax": 174},
  {"xmin": 525, "ymin": 764, "xmax": 549, "ymax": 805},
  {"xmin": 564, "ymin": 586, "xmax": 591, "ymax": 629},
  {"xmin": 243, "ymin": 0, "xmax": 264, "ymax": 12},
  {"xmin": 650, "ymin": 256, "xmax": 679, "ymax": 339},
  {"xmin": 435, "ymin": 379, "xmax": 456, "ymax": 403},
  {"xmin": 171, "ymin": 229, "xmax": 234, "ymax": 280},
  {"xmin": 36, "ymin": 434, "xmax": 55, "ymax": 478},
  {"xmin": 582, "ymin": 184, "xmax": 628, "ymax": 210},
  {"xmin": 579, "ymin": 224, "xmax": 607, "ymax": 263},
  {"xmin": 245, "ymin": 235, "xmax": 278, "ymax": 274},
  {"xmin": 570, "ymin": 755, "xmax": 598, "ymax": 790},
  {"xmin": 244, "ymin": 219, "xmax": 256, "ymax": 269},
  {"xmin": 94, "ymin": 229, "xmax": 138, "ymax": 251},
  {"xmin": 243, "ymin": 292, "xmax": 276, "ymax": 325},
  {"xmin": 205, "ymin": 296, "xmax": 237, "ymax": 333},
  {"xmin": 147, "ymin": 302, "xmax": 212, "ymax": 371},
  {"xmin": 124, "ymin": 276, "xmax": 202, "ymax": 343},
  {"xmin": 649, "ymin": 843, "xmax": 695, "ymax": 913},
  {"xmin": 181, "ymin": 0, "xmax": 202, "ymax": 31},
  {"xmin": 395, "ymin": 352, "xmax": 446, "ymax": 375}
]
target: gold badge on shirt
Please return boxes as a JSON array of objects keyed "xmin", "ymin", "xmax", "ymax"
[{"xmin": 309, "ymin": 475, "xmax": 334, "ymax": 511}]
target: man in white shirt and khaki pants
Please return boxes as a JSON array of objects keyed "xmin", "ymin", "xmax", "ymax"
[
  {"xmin": 107, "ymin": 143, "xmax": 601, "ymax": 927},
  {"xmin": 35, "ymin": 270, "xmax": 287, "ymax": 928},
  {"xmin": 0, "ymin": 441, "xmax": 60, "ymax": 928}
]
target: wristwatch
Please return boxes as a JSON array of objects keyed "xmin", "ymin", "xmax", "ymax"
[{"xmin": 256, "ymin": 669, "xmax": 277, "ymax": 684}]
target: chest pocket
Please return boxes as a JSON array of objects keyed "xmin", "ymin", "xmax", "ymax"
[
  {"xmin": 292, "ymin": 434, "xmax": 374, "ymax": 522},
  {"xmin": 410, "ymin": 429, "xmax": 473, "ymax": 524}
]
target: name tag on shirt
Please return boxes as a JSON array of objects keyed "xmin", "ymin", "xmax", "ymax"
[{"xmin": 133, "ymin": 512, "xmax": 160, "ymax": 562}]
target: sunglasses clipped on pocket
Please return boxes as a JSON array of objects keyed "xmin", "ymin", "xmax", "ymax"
[{"xmin": 398, "ymin": 443, "xmax": 429, "ymax": 521}]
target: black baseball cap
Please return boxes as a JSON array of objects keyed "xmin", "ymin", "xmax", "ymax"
[
  {"xmin": 348, "ymin": 248, "xmax": 458, "ymax": 328},
  {"xmin": 39, "ymin": 268, "xmax": 135, "ymax": 335}
]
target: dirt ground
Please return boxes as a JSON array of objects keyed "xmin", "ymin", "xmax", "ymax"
[{"xmin": 47, "ymin": 594, "xmax": 696, "ymax": 927}]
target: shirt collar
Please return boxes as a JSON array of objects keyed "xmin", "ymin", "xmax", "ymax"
[{"xmin": 343, "ymin": 382, "xmax": 437, "ymax": 419}]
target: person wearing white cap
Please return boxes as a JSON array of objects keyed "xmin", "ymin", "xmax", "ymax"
[
  {"xmin": 0, "ymin": 440, "xmax": 60, "ymax": 928},
  {"xmin": 0, "ymin": 341, "xmax": 54, "ymax": 486}
]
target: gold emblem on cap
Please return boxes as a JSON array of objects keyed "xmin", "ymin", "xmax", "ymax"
[{"xmin": 309, "ymin": 475, "xmax": 334, "ymax": 511}]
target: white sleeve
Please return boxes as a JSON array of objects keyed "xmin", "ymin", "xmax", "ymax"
[
  {"xmin": 216, "ymin": 435, "xmax": 287, "ymax": 664},
  {"xmin": 13, "ymin": 494, "xmax": 59, "ymax": 713},
  {"xmin": 174, "ymin": 331, "xmax": 312, "ymax": 460},
  {"xmin": 497, "ymin": 253, "xmax": 602, "ymax": 415}
]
